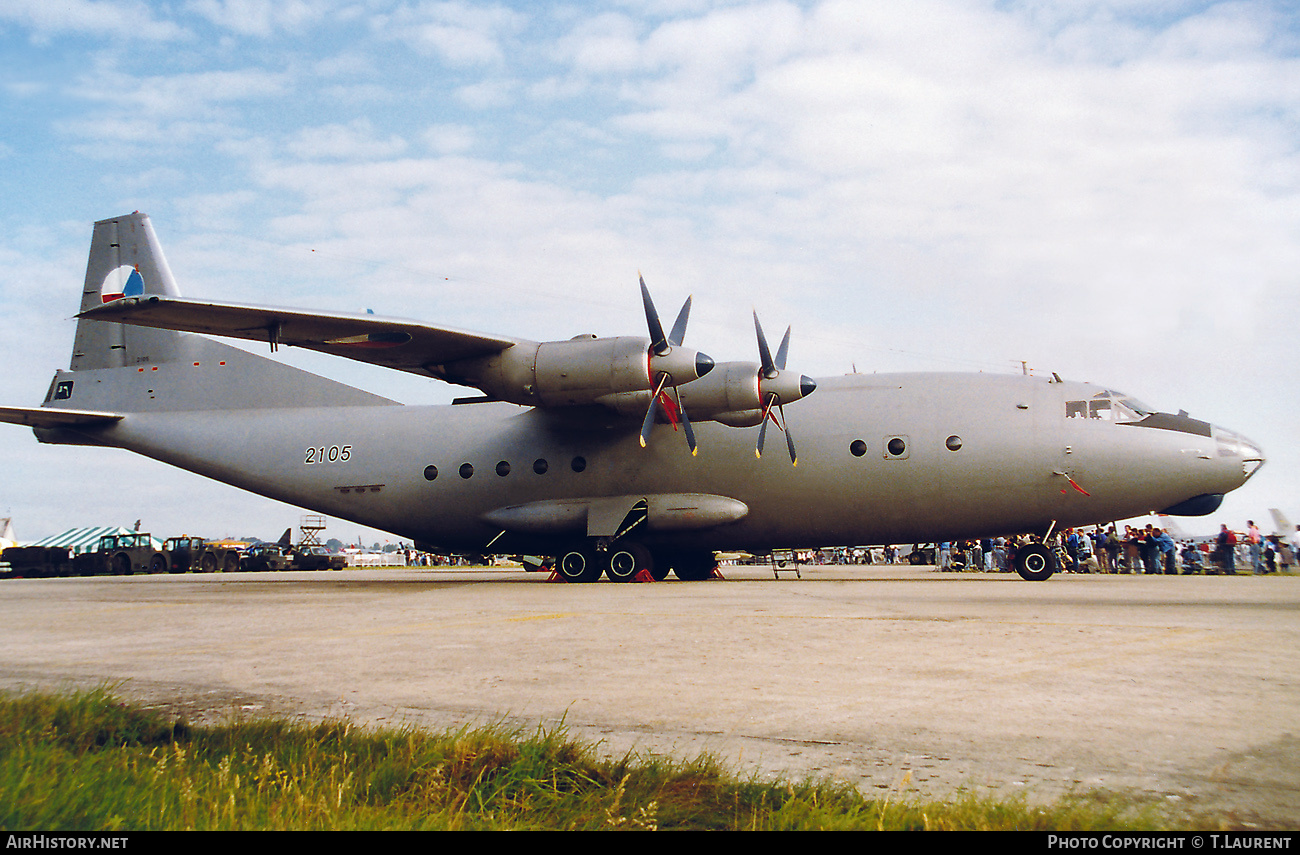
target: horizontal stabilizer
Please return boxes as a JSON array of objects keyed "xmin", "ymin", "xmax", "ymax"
[
  {"xmin": 0, "ymin": 406, "xmax": 123, "ymax": 429},
  {"xmin": 81, "ymin": 296, "xmax": 522, "ymax": 377}
]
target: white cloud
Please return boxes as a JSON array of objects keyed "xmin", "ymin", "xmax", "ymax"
[
  {"xmin": 453, "ymin": 78, "xmax": 518, "ymax": 109},
  {"xmin": 286, "ymin": 119, "xmax": 408, "ymax": 160},
  {"xmin": 184, "ymin": 0, "xmax": 328, "ymax": 37},
  {"xmin": 552, "ymin": 12, "xmax": 645, "ymax": 75},
  {"xmin": 422, "ymin": 123, "xmax": 476, "ymax": 154},
  {"xmin": 69, "ymin": 67, "xmax": 291, "ymax": 119},
  {"xmin": 375, "ymin": 1, "xmax": 527, "ymax": 67},
  {"xmin": 0, "ymin": 0, "xmax": 187, "ymax": 41}
]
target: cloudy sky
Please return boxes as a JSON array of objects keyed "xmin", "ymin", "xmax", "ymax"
[{"xmin": 1, "ymin": 0, "xmax": 1296, "ymax": 546}]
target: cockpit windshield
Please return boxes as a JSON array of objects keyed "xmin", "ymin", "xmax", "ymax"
[{"xmin": 1065, "ymin": 390, "xmax": 1152, "ymax": 423}]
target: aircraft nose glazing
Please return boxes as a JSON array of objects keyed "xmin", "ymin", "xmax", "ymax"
[{"xmin": 1215, "ymin": 426, "xmax": 1265, "ymax": 482}]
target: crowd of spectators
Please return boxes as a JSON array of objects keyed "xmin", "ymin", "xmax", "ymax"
[{"xmin": 931, "ymin": 521, "xmax": 1294, "ymax": 575}]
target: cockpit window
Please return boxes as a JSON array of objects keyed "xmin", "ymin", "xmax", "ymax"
[
  {"xmin": 1066, "ymin": 391, "xmax": 1151, "ymax": 423},
  {"xmin": 1117, "ymin": 398, "xmax": 1151, "ymax": 417}
]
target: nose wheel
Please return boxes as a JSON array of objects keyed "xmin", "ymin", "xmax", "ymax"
[{"xmin": 1014, "ymin": 543, "xmax": 1057, "ymax": 581}]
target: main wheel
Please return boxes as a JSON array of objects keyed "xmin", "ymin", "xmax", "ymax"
[
  {"xmin": 1015, "ymin": 543, "xmax": 1056, "ymax": 581},
  {"xmin": 149, "ymin": 554, "xmax": 167, "ymax": 575},
  {"xmin": 647, "ymin": 550, "xmax": 673, "ymax": 581},
  {"xmin": 671, "ymin": 551, "xmax": 717, "ymax": 581},
  {"xmin": 557, "ymin": 547, "xmax": 602, "ymax": 583},
  {"xmin": 605, "ymin": 543, "xmax": 653, "ymax": 582}
]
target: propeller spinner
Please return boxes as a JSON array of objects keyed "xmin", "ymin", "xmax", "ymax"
[
  {"xmin": 753, "ymin": 312, "xmax": 817, "ymax": 465},
  {"xmin": 639, "ymin": 275, "xmax": 713, "ymax": 454}
]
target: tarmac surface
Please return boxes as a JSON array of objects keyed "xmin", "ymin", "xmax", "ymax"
[{"xmin": 1, "ymin": 563, "xmax": 1297, "ymax": 826}]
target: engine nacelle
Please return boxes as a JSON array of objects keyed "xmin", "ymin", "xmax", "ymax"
[
  {"xmin": 432, "ymin": 335, "xmax": 712, "ymax": 408},
  {"xmin": 675, "ymin": 360, "xmax": 817, "ymax": 426},
  {"xmin": 534, "ymin": 336, "xmax": 656, "ymax": 407},
  {"xmin": 677, "ymin": 361, "xmax": 765, "ymax": 426}
]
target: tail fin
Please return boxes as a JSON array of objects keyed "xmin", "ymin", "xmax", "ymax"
[
  {"xmin": 38, "ymin": 212, "xmax": 395, "ymax": 420},
  {"xmin": 71, "ymin": 212, "xmax": 185, "ymax": 371},
  {"xmin": 1156, "ymin": 515, "xmax": 1188, "ymax": 539}
]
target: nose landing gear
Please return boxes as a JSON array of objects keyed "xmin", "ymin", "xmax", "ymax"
[{"xmin": 1014, "ymin": 543, "xmax": 1057, "ymax": 581}]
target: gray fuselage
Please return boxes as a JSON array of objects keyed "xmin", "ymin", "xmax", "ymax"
[{"xmin": 56, "ymin": 369, "xmax": 1257, "ymax": 553}]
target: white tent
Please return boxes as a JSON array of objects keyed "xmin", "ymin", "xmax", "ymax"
[{"xmin": 30, "ymin": 527, "xmax": 163, "ymax": 555}]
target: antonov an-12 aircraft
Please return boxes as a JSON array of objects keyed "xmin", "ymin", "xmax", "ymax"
[{"xmin": 0, "ymin": 213, "xmax": 1266, "ymax": 582}]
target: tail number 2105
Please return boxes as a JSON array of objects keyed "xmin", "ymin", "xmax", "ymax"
[{"xmin": 305, "ymin": 445, "xmax": 352, "ymax": 465}]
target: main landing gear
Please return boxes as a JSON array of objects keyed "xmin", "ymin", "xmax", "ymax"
[{"xmin": 553, "ymin": 543, "xmax": 715, "ymax": 583}]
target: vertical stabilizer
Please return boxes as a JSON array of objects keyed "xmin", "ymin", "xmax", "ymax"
[
  {"xmin": 1270, "ymin": 509, "xmax": 1296, "ymax": 543},
  {"xmin": 71, "ymin": 212, "xmax": 185, "ymax": 371},
  {"xmin": 42, "ymin": 211, "xmax": 396, "ymax": 421}
]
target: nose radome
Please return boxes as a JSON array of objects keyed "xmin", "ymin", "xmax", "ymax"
[{"xmin": 1216, "ymin": 426, "xmax": 1265, "ymax": 481}]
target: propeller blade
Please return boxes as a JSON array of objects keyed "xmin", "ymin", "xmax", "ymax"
[
  {"xmin": 671, "ymin": 384, "xmax": 698, "ymax": 455},
  {"xmin": 669, "ymin": 296, "xmax": 691, "ymax": 347},
  {"xmin": 781, "ymin": 403, "xmax": 797, "ymax": 466},
  {"xmin": 640, "ymin": 373, "xmax": 669, "ymax": 448},
  {"xmin": 753, "ymin": 312, "xmax": 776, "ymax": 378},
  {"xmin": 640, "ymin": 274, "xmax": 669, "ymax": 355},
  {"xmin": 775, "ymin": 325, "xmax": 791, "ymax": 371},
  {"xmin": 755, "ymin": 393, "xmax": 775, "ymax": 458}
]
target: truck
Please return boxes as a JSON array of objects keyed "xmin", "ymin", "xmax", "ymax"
[
  {"xmin": 1, "ymin": 528, "xmax": 342, "ymax": 579},
  {"xmin": 287, "ymin": 544, "xmax": 347, "ymax": 571},
  {"xmin": 161, "ymin": 536, "xmax": 248, "ymax": 574},
  {"xmin": 239, "ymin": 541, "xmax": 295, "ymax": 572},
  {"xmin": 71, "ymin": 532, "xmax": 168, "ymax": 576},
  {"xmin": 1, "ymin": 545, "xmax": 74, "ymax": 578},
  {"xmin": 238, "ymin": 530, "xmax": 345, "ymax": 572}
]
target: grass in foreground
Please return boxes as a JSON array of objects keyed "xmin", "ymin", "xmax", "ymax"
[{"xmin": 0, "ymin": 688, "xmax": 1224, "ymax": 831}]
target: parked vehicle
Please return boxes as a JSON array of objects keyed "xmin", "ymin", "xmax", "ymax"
[
  {"xmin": 161, "ymin": 536, "xmax": 248, "ymax": 574},
  {"xmin": 71, "ymin": 532, "xmax": 166, "ymax": 576},
  {"xmin": 1, "ymin": 546, "xmax": 74, "ymax": 578}
]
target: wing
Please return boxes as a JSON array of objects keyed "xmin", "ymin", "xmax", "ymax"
[
  {"xmin": 0, "ymin": 406, "xmax": 123, "ymax": 429},
  {"xmin": 80, "ymin": 296, "xmax": 525, "ymax": 376}
]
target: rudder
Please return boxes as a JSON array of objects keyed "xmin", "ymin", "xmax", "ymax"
[{"xmin": 71, "ymin": 212, "xmax": 185, "ymax": 371}]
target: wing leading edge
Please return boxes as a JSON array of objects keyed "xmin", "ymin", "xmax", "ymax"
[{"xmin": 80, "ymin": 296, "xmax": 524, "ymax": 377}]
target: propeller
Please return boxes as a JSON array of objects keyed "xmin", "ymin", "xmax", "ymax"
[
  {"xmin": 639, "ymin": 275, "xmax": 712, "ymax": 454},
  {"xmin": 753, "ymin": 312, "xmax": 817, "ymax": 465}
]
